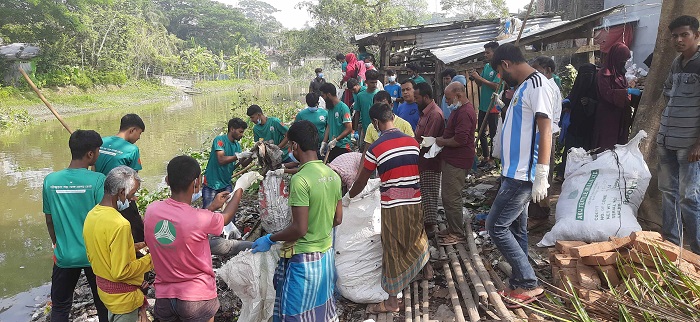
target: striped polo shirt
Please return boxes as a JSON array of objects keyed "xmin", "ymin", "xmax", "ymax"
[
  {"xmin": 657, "ymin": 48, "xmax": 700, "ymax": 150},
  {"xmin": 363, "ymin": 128, "xmax": 421, "ymax": 208},
  {"xmin": 500, "ymin": 71, "xmax": 555, "ymax": 182}
]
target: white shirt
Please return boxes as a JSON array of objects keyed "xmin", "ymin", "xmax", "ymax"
[
  {"xmin": 547, "ymin": 77, "xmax": 562, "ymax": 134},
  {"xmin": 500, "ymin": 72, "xmax": 555, "ymax": 182}
]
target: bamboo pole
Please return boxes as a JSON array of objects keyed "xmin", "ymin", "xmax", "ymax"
[
  {"xmin": 486, "ymin": 261, "xmax": 528, "ymax": 320},
  {"xmin": 438, "ymin": 223, "xmax": 480, "ymax": 321},
  {"xmin": 455, "ymin": 243, "xmax": 488, "ymax": 303},
  {"xmin": 412, "ymin": 281, "xmax": 421, "ymax": 322},
  {"xmin": 439, "ymin": 245, "xmax": 467, "ymax": 322},
  {"xmin": 421, "ymin": 279, "xmax": 429, "ymax": 322},
  {"xmin": 18, "ymin": 67, "xmax": 73, "ymax": 134},
  {"xmin": 405, "ymin": 285, "xmax": 413, "ymax": 322}
]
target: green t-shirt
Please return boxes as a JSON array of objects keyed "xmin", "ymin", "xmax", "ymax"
[
  {"xmin": 553, "ymin": 74, "xmax": 562, "ymax": 89},
  {"xmin": 253, "ymin": 117, "xmax": 289, "ymax": 155},
  {"xmin": 327, "ymin": 101, "xmax": 353, "ymax": 150},
  {"xmin": 478, "ymin": 63, "xmax": 501, "ymax": 112},
  {"xmin": 285, "ymin": 160, "xmax": 341, "ymax": 256},
  {"xmin": 43, "ymin": 168, "xmax": 106, "ymax": 268},
  {"xmin": 94, "ymin": 136, "xmax": 142, "ymax": 175},
  {"xmin": 354, "ymin": 88, "xmax": 379, "ymax": 132},
  {"xmin": 295, "ymin": 108, "xmax": 328, "ymax": 148},
  {"xmin": 412, "ymin": 75, "xmax": 426, "ymax": 84},
  {"xmin": 204, "ymin": 134, "xmax": 241, "ymax": 190}
]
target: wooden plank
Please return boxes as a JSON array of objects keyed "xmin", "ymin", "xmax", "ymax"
[
  {"xmin": 577, "ymin": 264, "xmax": 601, "ymax": 289},
  {"xmin": 580, "ymin": 251, "xmax": 620, "ymax": 266},
  {"xmin": 570, "ymin": 236, "xmax": 632, "ymax": 258},
  {"xmin": 555, "ymin": 241, "xmax": 587, "ymax": 255},
  {"xmin": 593, "ymin": 265, "xmax": 621, "ymax": 288},
  {"xmin": 630, "ymin": 231, "xmax": 663, "ymax": 241},
  {"xmin": 553, "ymin": 254, "xmax": 578, "ymax": 268}
]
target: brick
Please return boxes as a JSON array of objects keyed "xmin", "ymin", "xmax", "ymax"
[
  {"xmin": 554, "ymin": 254, "xmax": 578, "ymax": 268},
  {"xmin": 580, "ymin": 251, "xmax": 620, "ymax": 266},
  {"xmin": 577, "ymin": 264, "xmax": 601, "ymax": 289},
  {"xmin": 622, "ymin": 264, "xmax": 662, "ymax": 282},
  {"xmin": 548, "ymin": 248, "xmax": 558, "ymax": 264},
  {"xmin": 628, "ymin": 248, "xmax": 657, "ymax": 267},
  {"xmin": 630, "ymin": 231, "xmax": 662, "ymax": 241},
  {"xmin": 571, "ymin": 237, "xmax": 632, "ymax": 258},
  {"xmin": 555, "ymin": 241, "xmax": 587, "ymax": 255},
  {"xmin": 593, "ymin": 265, "xmax": 621, "ymax": 288},
  {"xmin": 633, "ymin": 238, "xmax": 679, "ymax": 262}
]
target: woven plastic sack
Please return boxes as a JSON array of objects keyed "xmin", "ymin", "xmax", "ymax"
[
  {"xmin": 328, "ymin": 152, "xmax": 362, "ymax": 188},
  {"xmin": 259, "ymin": 174, "xmax": 291, "ymax": 233},
  {"xmin": 538, "ymin": 131, "xmax": 650, "ymax": 247},
  {"xmin": 217, "ymin": 245, "xmax": 280, "ymax": 322}
]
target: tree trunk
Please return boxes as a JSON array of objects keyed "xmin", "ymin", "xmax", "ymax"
[{"xmin": 629, "ymin": 1, "xmax": 700, "ymax": 230}]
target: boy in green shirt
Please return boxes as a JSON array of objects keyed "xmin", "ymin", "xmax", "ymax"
[
  {"xmin": 353, "ymin": 69, "xmax": 380, "ymax": 151},
  {"xmin": 251, "ymin": 120, "xmax": 342, "ymax": 321},
  {"xmin": 247, "ymin": 104, "xmax": 291, "ymax": 162},
  {"xmin": 43, "ymin": 129, "xmax": 108, "ymax": 322},
  {"xmin": 319, "ymin": 83, "xmax": 353, "ymax": 162},
  {"xmin": 202, "ymin": 118, "xmax": 250, "ymax": 209},
  {"xmin": 94, "ymin": 113, "xmax": 146, "ymax": 243},
  {"xmin": 469, "ymin": 41, "xmax": 501, "ymax": 168},
  {"xmin": 295, "ymin": 92, "xmax": 328, "ymax": 150}
]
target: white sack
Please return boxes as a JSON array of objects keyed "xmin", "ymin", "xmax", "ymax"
[
  {"xmin": 259, "ymin": 174, "xmax": 291, "ymax": 233},
  {"xmin": 538, "ymin": 131, "xmax": 650, "ymax": 247},
  {"xmin": 335, "ymin": 179, "xmax": 388, "ymax": 303},
  {"xmin": 492, "ymin": 116, "xmax": 503, "ymax": 159},
  {"xmin": 217, "ymin": 245, "xmax": 281, "ymax": 322}
]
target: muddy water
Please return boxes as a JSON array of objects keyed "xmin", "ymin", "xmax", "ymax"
[{"xmin": 0, "ymin": 83, "xmax": 306, "ymax": 303}]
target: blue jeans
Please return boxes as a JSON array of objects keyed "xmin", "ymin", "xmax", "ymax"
[
  {"xmin": 486, "ymin": 177, "xmax": 538, "ymax": 290},
  {"xmin": 658, "ymin": 145, "xmax": 700, "ymax": 253},
  {"xmin": 202, "ymin": 184, "xmax": 232, "ymax": 209}
]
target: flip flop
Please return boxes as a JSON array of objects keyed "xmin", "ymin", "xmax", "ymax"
[
  {"xmin": 504, "ymin": 290, "xmax": 544, "ymax": 309},
  {"xmin": 366, "ymin": 301, "xmax": 401, "ymax": 314}
]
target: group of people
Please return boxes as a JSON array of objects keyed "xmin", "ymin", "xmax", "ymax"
[{"xmin": 42, "ymin": 14, "xmax": 700, "ymax": 322}]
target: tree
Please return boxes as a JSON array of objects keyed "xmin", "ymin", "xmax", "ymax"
[
  {"xmin": 440, "ymin": 0, "xmax": 508, "ymax": 20},
  {"xmin": 237, "ymin": 0, "xmax": 283, "ymax": 47},
  {"xmin": 629, "ymin": 1, "xmax": 700, "ymax": 230}
]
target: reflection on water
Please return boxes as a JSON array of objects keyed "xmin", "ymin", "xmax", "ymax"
[{"xmin": 0, "ymin": 82, "xmax": 306, "ymax": 299}]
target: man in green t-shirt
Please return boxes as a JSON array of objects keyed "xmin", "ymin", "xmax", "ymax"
[
  {"xmin": 319, "ymin": 83, "xmax": 353, "ymax": 162},
  {"xmin": 94, "ymin": 113, "xmax": 146, "ymax": 243},
  {"xmin": 251, "ymin": 120, "xmax": 342, "ymax": 321},
  {"xmin": 295, "ymin": 92, "xmax": 328, "ymax": 151},
  {"xmin": 407, "ymin": 63, "xmax": 426, "ymax": 84},
  {"xmin": 353, "ymin": 70, "xmax": 380, "ymax": 151},
  {"xmin": 469, "ymin": 41, "xmax": 501, "ymax": 168},
  {"xmin": 202, "ymin": 118, "xmax": 250, "ymax": 209},
  {"xmin": 43, "ymin": 129, "xmax": 108, "ymax": 322},
  {"xmin": 247, "ymin": 104, "xmax": 291, "ymax": 162}
]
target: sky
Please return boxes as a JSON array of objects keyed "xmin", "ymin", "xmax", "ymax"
[{"xmin": 218, "ymin": 0, "xmax": 532, "ymax": 30}]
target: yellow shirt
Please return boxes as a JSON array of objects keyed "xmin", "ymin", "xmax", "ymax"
[
  {"xmin": 83, "ymin": 205, "xmax": 153, "ymax": 314},
  {"xmin": 364, "ymin": 115, "xmax": 415, "ymax": 144}
]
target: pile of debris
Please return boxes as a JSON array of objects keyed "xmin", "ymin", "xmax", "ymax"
[{"xmin": 546, "ymin": 231, "xmax": 700, "ymax": 319}]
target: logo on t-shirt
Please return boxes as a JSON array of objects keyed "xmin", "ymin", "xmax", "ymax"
[
  {"xmin": 154, "ymin": 220, "xmax": 176, "ymax": 244},
  {"xmin": 217, "ymin": 140, "xmax": 224, "ymax": 147},
  {"xmin": 319, "ymin": 115, "xmax": 326, "ymax": 122},
  {"xmin": 335, "ymin": 112, "xmax": 339, "ymax": 118},
  {"xmin": 270, "ymin": 126, "xmax": 275, "ymax": 132},
  {"xmin": 489, "ymin": 71, "xmax": 495, "ymax": 77}
]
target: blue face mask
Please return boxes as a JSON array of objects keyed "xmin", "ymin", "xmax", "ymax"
[
  {"xmin": 288, "ymin": 151, "xmax": 299, "ymax": 163},
  {"xmin": 256, "ymin": 119, "xmax": 262, "ymax": 125},
  {"xmin": 308, "ymin": 106, "xmax": 318, "ymax": 112},
  {"xmin": 117, "ymin": 197, "xmax": 130, "ymax": 211},
  {"xmin": 191, "ymin": 190, "xmax": 202, "ymax": 203},
  {"xmin": 317, "ymin": 73, "xmax": 324, "ymax": 78}
]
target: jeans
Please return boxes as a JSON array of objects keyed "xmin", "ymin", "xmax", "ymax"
[
  {"xmin": 51, "ymin": 265, "xmax": 108, "ymax": 322},
  {"xmin": 202, "ymin": 184, "xmax": 232, "ymax": 210},
  {"xmin": 441, "ymin": 162, "xmax": 467, "ymax": 234},
  {"xmin": 486, "ymin": 177, "xmax": 538, "ymax": 290},
  {"xmin": 209, "ymin": 236, "xmax": 253, "ymax": 256},
  {"xmin": 658, "ymin": 145, "xmax": 700, "ymax": 253}
]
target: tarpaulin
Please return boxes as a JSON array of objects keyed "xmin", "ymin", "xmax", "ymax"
[{"xmin": 595, "ymin": 24, "xmax": 635, "ymax": 53}]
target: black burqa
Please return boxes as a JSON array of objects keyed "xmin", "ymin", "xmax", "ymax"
[{"xmin": 566, "ymin": 63, "xmax": 598, "ymax": 151}]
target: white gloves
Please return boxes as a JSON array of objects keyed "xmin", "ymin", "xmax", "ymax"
[
  {"xmin": 234, "ymin": 172, "xmax": 263, "ymax": 193},
  {"xmin": 342, "ymin": 192, "xmax": 352, "ymax": 207},
  {"xmin": 328, "ymin": 138, "xmax": 338, "ymax": 149},
  {"xmin": 420, "ymin": 136, "xmax": 436, "ymax": 148},
  {"xmin": 492, "ymin": 91, "xmax": 505, "ymax": 110},
  {"xmin": 236, "ymin": 151, "xmax": 253, "ymax": 159},
  {"xmin": 531, "ymin": 164, "xmax": 550, "ymax": 203},
  {"xmin": 320, "ymin": 142, "xmax": 328, "ymax": 156},
  {"xmin": 266, "ymin": 168, "xmax": 285, "ymax": 177}
]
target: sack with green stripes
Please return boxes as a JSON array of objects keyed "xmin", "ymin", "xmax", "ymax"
[{"xmin": 538, "ymin": 131, "xmax": 650, "ymax": 247}]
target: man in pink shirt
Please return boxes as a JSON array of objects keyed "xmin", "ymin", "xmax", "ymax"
[{"xmin": 144, "ymin": 155, "xmax": 261, "ymax": 322}]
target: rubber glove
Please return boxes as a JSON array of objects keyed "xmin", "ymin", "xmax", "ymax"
[
  {"xmin": 235, "ymin": 151, "xmax": 253, "ymax": 159},
  {"xmin": 492, "ymin": 92, "xmax": 505, "ymax": 111},
  {"xmin": 251, "ymin": 234, "xmax": 276, "ymax": 253},
  {"xmin": 421, "ymin": 136, "xmax": 436, "ymax": 148},
  {"xmin": 627, "ymin": 88, "xmax": 642, "ymax": 96},
  {"xmin": 342, "ymin": 192, "xmax": 352, "ymax": 207},
  {"xmin": 320, "ymin": 141, "xmax": 328, "ymax": 156},
  {"xmin": 233, "ymin": 172, "xmax": 263, "ymax": 193},
  {"xmin": 562, "ymin": 98, "xmax": 570, "ymax": 105},
  {"xmin": 531, "ymin": 164, "xmax": 550, "ymax": 203},
  {"xmin": 328, "ymin": 138, "xmax": 338, "ymax": 149}
]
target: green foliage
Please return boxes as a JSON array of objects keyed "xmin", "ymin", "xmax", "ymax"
[
  {"xmin": 225, "ymin": 46, "xmax": 271, "ymax": 80},
  {"xmin": 135, "ymin": 186, "xmax": 170, "ymax": 215},
  {"xmin": 560, "ymin": 64, "xmax": 578, "ymax": 99},
  {"xmin": 440, "ymin": 0, "xmax": 508, "ymax": 19}
]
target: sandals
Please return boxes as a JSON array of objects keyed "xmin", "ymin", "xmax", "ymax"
[
  {"xmin": 503, "ymin": 290, "xmax": 545, "ymax": 309},
  {"xmin": 366, "ymin": 301, "xmax": 401, "ymax": 314}
]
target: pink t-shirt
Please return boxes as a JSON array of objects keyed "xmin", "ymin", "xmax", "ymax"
[{"xmin": 144, "ymin": 198, "xmax": 223, "ymax": 301}]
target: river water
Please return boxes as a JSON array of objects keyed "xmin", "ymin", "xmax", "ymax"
[{"xmin": 0, "ymin": 83, "xmax": 306, "ymax": 317}]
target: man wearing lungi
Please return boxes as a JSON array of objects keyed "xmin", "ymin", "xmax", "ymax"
[
  {"xmin": 251, "ymin": 120, "xmax": 343, "ymax": 322},
  {"xmin": 346, "ymin": 102, "xmax": 430, "ymax": 314}
]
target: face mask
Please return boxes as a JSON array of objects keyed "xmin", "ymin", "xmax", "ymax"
[
  {"xmin": 365, "ymin": 62, "xmax": 372, "ymax": 68},
  {"xmin": 256, "ymin": 119, "xmax": 261, "ymax": 125},
  {"xmin": 388, "ymin": 76, "xmax": 396, "ymax": 82},
  {"xmin": 308, "ymin": 107, "xmax": 318, "ymax": 112},
  {"xmin": 288, "ymin": 151, "xmax": 299, "ymax": 163},
  {"xmin": 318, "ymin": 73, "xmax": 324, "ymax": 78},
  {"xmin": 448, "ymin": 101, "xmax": 460, "ymax": 111},
  {"xmin": 191, "ymin": 190, "xmax": 202, "ymax": 203},
  {"xmin": 117, "ymin": 197, "xmax": 130, "ymax": 211}
]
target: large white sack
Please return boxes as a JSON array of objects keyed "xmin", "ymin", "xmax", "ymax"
[
  {"xmin": 538, "ymin": 131, "xmax": 650, "ymax": 247},
  {"xmin": 217, "ymin": 245, "xmax": 280, "ymax": 322},
  {"xmin": 492, "ymin": 116, "xmax": 504, "ymax": 159},
  {"xmin": 259, "ymin": 174, "xmax": 291, "ymax": 233},
  {"xmin": 335, "ymin": 179, "xmax": 388, "ymax": 303}
]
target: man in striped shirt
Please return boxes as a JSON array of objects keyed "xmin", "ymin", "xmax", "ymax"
[
  {"xmin": 346, "ymin": 103, "xmax": 430, "ymax": 314},
  {"xmin": 486, "ymin": 44, "xmax": 553, "ymax": 307}
]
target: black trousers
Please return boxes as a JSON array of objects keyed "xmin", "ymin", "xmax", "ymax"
[
  {"xmin": 51, "ymin": 264, "xmax": 108, "ymax": 322},
  {"xmin": 478, "ymin": 110, "xmax": 498, "ymax": 159},
  {"xmin": 119, "ymin": 201, "xmax": 144, "ymax": 243}
]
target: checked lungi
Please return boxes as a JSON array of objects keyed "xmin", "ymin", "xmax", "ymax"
[
  {"xmin": 381, "ymin": 203, "xmax": 430, "ymax": 295},
  {"xmin": 273, "ymin": 248, "xmax": 338, "ymax": 322},
  {"xmin": 419, "ymin": 170, "xmax": 440, "ymax": 226}
]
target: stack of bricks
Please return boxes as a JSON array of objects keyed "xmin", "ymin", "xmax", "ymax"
[{"xmin": 548, "ymin": 231, "xmax": 700, "ymax": 303}]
